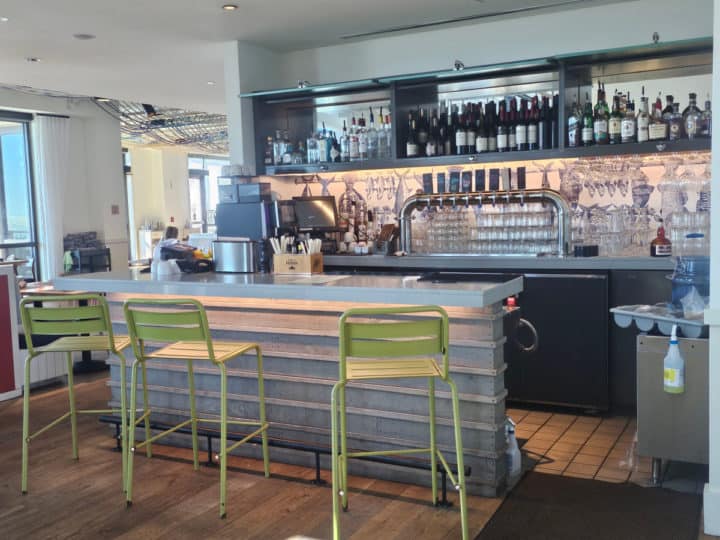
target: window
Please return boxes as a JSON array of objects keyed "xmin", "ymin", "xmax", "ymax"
[
  {"xmin": 187, "ymin": 155, "xmax": 229, "ymax": 233},
  {"xmin": 0, "ymin": 112, "xmax": 36, "ymax": 279}
]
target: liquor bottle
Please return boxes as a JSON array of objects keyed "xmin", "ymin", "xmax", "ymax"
[
  {"xmin": 567, "ymin": 101, "xmax": 580, "ymax": 147},
  {"xmin": 264, "ymin": 135, "xmax": 274, "ymax": 165},
  {"xmin": 445, "ymin": 104, "xmax": 456, "ymax": 155},
  {"xmin": 593, "ymin": 84, "xmax": 609, "ymax": 145},
  {"xmin": 417, "ymin": 108, "xmax": 429, "ymax": 155},
  {"xmin": 516, "ymin": 99, "xmax": 528, "ymax": 151},
  {"xmin": 509, "ymin": 98, "xmax": 518, "ymax": 151},
  {"xmin": 668, "ymin": 102, "xmax": 683, "ymax": 141},
  {"xmin": 330, "ymin": 132, "xmax": 341, "ymax": 163},
  {"xmin": 339, "ymin": 121, "xmax": 350, "ymax": 162},
  {"xmin": 650, "ymin": 218, "xmax": 672, "ymax": 257},
  {"xmin": 455, "ymin": 111, "xmax": 467, "ymax": 155},
  {"xmin": 426, "ymin": 115, "xmax": 439, "ymax": 157},
  {"xmin": 273, "ymin": 129, "xmax": 284, "ymax": 165},
  {"xmin": 700, "ymin": 97, "xmax": 712, "ymax": 138},
  {"xmin": 621, "ymin": 98, "xmax": 637, "ymax": 143},
  {"xmin": 683, "ymin": 93, "xmax": 702, "ymax": 140},
  {"xmin": 349, "ymin": 116, "xmax": 360, "ymax": 161},
  {"xmin": 358, "ymin": 116, "xmax": 369, "ymax": 160},
  {"xmin": 551, "ymin": 94, "xmax": 559, "ymax": 148},
  {"xmin": 406, "ymin": 116, "xmax": 419, "ymax": 158},
  {"xmin": 662, "ymin": 95, "xmax": 675, "ymax": 120},
  {"xmin": 527, "ymin": 97, "xmax": 539, "ymax": 150},
  {"xmin": 497, "ymin": 100, "xmax": 509, "ymax": 152},
  {"xmin": 636, "ymin": 95, "xmax": 650, "ymax": 143},
  {"xmin": 317, "ymin": 123, "xmax": 329, "ymax": 163},
  {"xmin": 466, "ymin": 105, "xmax": 477, "ymax": 154},
  {"xmin": 384, "ymin": 114, "xmax": 393, "ymax": 158},
  {"xmin": 581, "ymin": 95, "xmax": 594, "ymax": 146},
  {"xmin": 476, "ymin": 106, "xmax": 489, "ymax": 153},
  {"xmin": 306, "ymin": 132, "xmax": 318, "ymax": 163},
  {"xmin": 281, "ymin": 130, "xmax": 294, "ymax": 164},
  {"xmin": 537, "ymin": 96, "xmax": 549, "ymax": 150},
  {"xmin": 608, "ymin": 94, "xmax": 622, "ymax": 144},
  {"xmin": 367, "ymin": 107, "xmax": 379, "ymax": 159},
  {"xmin": 487, "ymin": 101, "xmax": 498, "ymax": 152},
  {"xmin": 437, "ymin": 104, "xmax": 447, "ymax": 156},
  {"xmin": 376, "ymin": 110, "xmax": 388, "ymax": 159},
  {"xmin": 649, "ymin": 94, "xmax": 668, "ymax": 141}
]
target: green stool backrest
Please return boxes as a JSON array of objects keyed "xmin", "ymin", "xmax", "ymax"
[
  {"xmin": 123, "ymin": 298, "xmax": 215, "ymax": 361},
  {"xmin": 19, "ymin": 294, "xmax": 113, "ymax": 355},
  {"xmin": 339, "ymin": 305, "xmax": 450, "ymax": 379}
]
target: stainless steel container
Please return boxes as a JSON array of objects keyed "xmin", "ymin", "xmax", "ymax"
[{"xmin": 212, "ymin": 240, "xmax": 257, "ymax": 273}]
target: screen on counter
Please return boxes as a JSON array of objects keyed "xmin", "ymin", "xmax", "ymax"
[{"xmin": 292, "ymin": 196, "xmax": 338, "ymax": 231}]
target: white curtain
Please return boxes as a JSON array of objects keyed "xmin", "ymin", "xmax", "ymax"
[{"xmin": 32, "ymin": 115, "xmax": 70, "ymax": 282}]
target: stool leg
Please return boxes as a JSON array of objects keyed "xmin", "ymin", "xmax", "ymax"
[
  {"xmin": 448, "ymin": 378, "xmax": 469, "ymax": 540},
  {"xmin": 117, "ymin": 351, "xmax": 128, "ymax": 491},
  {"xmin": 429, "ymin": 377, "xmax": 438, "ymax": 506},
  {"xmin": 339, "ymin": 384, "xmax": 348, "ymax": 511},
  {"xmin": 255, "ymin": 346, "xmax": 270, "ymax": 478},
  {"xmin": 126, "ymin": 360, "xmax": 139, "ymax": 506},
  {"xmin": 219, "ymin": 363, "xmax": 228, "ymax": 519},
  {"xmin": 66, "ymin": 352, "xmax": 79, "ymax": 460},
  {"xmin": 187, "ymin": 360, "xmax": 199, "ymax": 471},
  {"xmin": 140, "ymin": 361, "xmax": 152, "ymax": 458},
  {"xmin": 21, "ymin": 354, "xmax": 34, "ymax": 494},
  {"xmin": 330, "ymin": 382, "xmax": 344, "ymax": 540}
]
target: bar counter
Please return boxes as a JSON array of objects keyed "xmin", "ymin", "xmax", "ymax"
[{"xmin": 53, "ymin": 270, "xmax": 523, "ymax": 496}]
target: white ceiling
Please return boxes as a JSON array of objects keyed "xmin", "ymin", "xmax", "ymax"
[{"xmin": 0, "ymin": 0, "xmax": 613, "ymax": 114}]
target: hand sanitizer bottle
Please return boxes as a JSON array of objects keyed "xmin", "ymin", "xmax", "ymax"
[{"xmin": 663, "ymin": 325, "xmax": 685, "ymax": 394}]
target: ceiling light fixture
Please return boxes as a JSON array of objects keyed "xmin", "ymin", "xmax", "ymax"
[
  {"xmin": 73, "ymin": 33, "xmax": 96, "ymax": 40},
  {"xmin": 207, "ymin": 81, "xmax": 216, "ymax": 86},
  {"xmin": 222, "ymin": 4, "xmax": 238, "ymax": 11},
  {"xmin": 0, "ymin": 17, "xmax": 9, "ymax": 22},
  {"xmin": 453, "ymin": 60, "xmax": 465, "ymax": 71},
  {"xmin": 95, "ymin": 97, "xmax": 112, "ymax": 102},
  {"xmin": 26, "ymin": 57, "xmax": 41, "ymax": 63}
]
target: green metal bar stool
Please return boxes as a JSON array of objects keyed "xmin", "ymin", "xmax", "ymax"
[
  {"xmin": 331, "ymin": 305, "xmax": 469, "ymax": 540},
  {"xmin": 123, "ymin": 298, "xmax": 270, "ymax": 519},
  {"xmin": 19, "ymin": 293, "xmax": 131, "ymax": 494}
]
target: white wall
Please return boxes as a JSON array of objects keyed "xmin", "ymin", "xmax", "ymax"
[
  {"xmin": 0, "ymin": 87, "xmax": 128, "ymax": 271},
  {"xmin": 277, "ymin": 0, "xmax": 713, "ymax": 88}
]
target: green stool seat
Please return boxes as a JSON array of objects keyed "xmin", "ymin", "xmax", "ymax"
[
  {"xmin": 123, "ymin": 298, "xmax": 270, "ymax": 519},
  {"xmin": 331, "ymin": 305, "xmax": 469, "ymax": 539},
  {"xmin": 19, "ymin": 293, "xmax": 131, "ymax": 494}
]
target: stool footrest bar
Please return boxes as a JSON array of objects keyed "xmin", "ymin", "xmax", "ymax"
[{"xmin": 135, "ymin": 419, "xmax": 193, "ymax": 449}]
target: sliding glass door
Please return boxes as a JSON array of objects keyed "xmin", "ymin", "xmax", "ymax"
[{"xmin": 0, "ymin": 112, "xmax": 36, "ymax": 279}]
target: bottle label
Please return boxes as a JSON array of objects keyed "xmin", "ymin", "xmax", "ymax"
[
  {"xmin": 406, "ymin": 143, "xmax": 419, "ymax": 157},
  {"xmin": 608, "ymin": 117, "xmax": 621, "ymax": 136},
  {"xmin": 455, "ymin": 131, "xmax": 467, "ymax": 147},
  {"xmin": 418, "ymin": 130, "xmax": 428, "ymax": 144},
  {"xmin": 621, "ymin": 119, "xmax": 636, "ymax": 141},
  {"xmin": 488, "ymin": 136, "xmax": 497, "ymax": 152},
  {"xmin": 497, "ymin": 133, "xmax": 509, "ymax": 149},
  {"xmin": 426, "ymin": 141, "xmax": 436, "ymax": 157},
  {"xmin": 568, "ymin": 127, "xmax": 578, "ymax": 147},
  {"xmin": 669, "ymin": 122, "xmax": 681, "ymax": 140},
  {"xmin": 582, "ymin": 127, "xmax": 594, "ymax": 143},
  {"xmin": 516, "ymin": 126, "xmax": 527, "ymax": 145},
  {"xmin": 527, "ymin": 125, "xmax": 538, "ymax": 144},
  {"xmin": 476, "ymin": 136, "xmax": 488, "ymax": 153},
  {"xmin": 686, "ymin": 117, "xmax": 697, "ymax": 136},
  {"xmin": 664, "ymin": 367, "xmax": 684, "ymax": 391},
  {"xmin": 509, "ymin": 132, "xmax": 516, "ymax": 149},
  {"xmin": 359, "ymin": 137, "xmax": 368, "ymax": 154},
  {"xmin": 594, "ymin": 120, "xmax": 608, "ymax": 141},
  {"xmin": 649, "ymin": 123, "xmax": 667, "ymax": 140},
  {"xmin": 350, "ymin": 139, "xmax": 359, "ymax": 158},
  {"xmin": 652, "ymin": 243, "xmax": 672, "ymax": 256}
]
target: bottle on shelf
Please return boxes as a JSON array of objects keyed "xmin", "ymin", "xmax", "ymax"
[
  {"xmin": 330, "ymin": 131, "xmax": 341, "ymax": 163},
  {"xmin": 700, "ymin": 96, "xmax": 712, "ymax": 138},
  {"xmin": 417, "ymin": 108, "xmax": 429, "ymax": 155},
  {"xmin": 516, "ymin": 98, "xmax": 528, "ymax": 151},
  {"xmin": 567, "ymin": 100, "xmax": 581, "ymax": 147},
  {"xmin": 537, "ymin": 96, "xmax": 549, "ymax": 150},
  {"xmin": 358, "ymin": 115, "xmax": 369, "ymax": 160},
  {"xmin": 340, "ymin": 120, "xmax": 350, "ymax": 162},
  {"xmin": 649, "ymin": 93, "xmax": 668, "ymax": 141},
  {"xmin": 264, "ymin": 135, "xmax": 274, "ymax": 165},
  {"xmin": 593, "ymin": 82, "xmax": 609, "ymax": 145},
  {"xmin": 367, "ymin": 107, "xmax": 379, "ymax": 159},
  {"xmin": 445, "ymin": 104, "xmax": 456, "ymax": 155},
  {"xmin": 476, "ymin": 104, "xmax": 489, "ymax": 153},
  {"xmin": 317, "ymin": 123, "xmax": 328, "ymax": 163},
  {"xmin": 384, "ymin": 113, "xmax": 393, "ymax": 157},
  {"xmin": 455, "ymin": 108, "xmax": 467, "ymax": 155},
  {"xmin": 636, "ymin": 91, "xmax": 650, "ymax": 143},
  {"xmin": 581, "ymin": 93, "xmax": 594, "ymax": 147},
  {"xmin": 527, "ymin": 97, "xmax": 539, "ymax": 150},
  {"xmin": 349, "ymin": 116, "xmax": 360, "ymax": 161},
  {"xmin": 551, "ymin": 94, "xmax": 559, "ymax": 149},
  {"xmin": 377, "ymin": 107, "xmax": 388, "ymax": 158},
  {"xmin": 487, "ymin": 101, "xmax": 498, "ymax": 152},
  {"xmin": 621, "ymin": 94, "xmax": 637, "ymax": 144},
  {"xmin": 426, "ymin": 114, "xmax": 439, "ymax": 157},
  {"xmin": 273, "ymin": 129, "xmax": 284, "ymax": 165},
  {"xmin": 650, "ymin": 218, "xmax": 672, "ymax": 257},
  {"xmin": 281, "ymin": 130, "xmax": 294, "ymax": 164},
  {"xmin": 497, "ymin": 100, "xmax": 509, "ymax": 152},
  {"xmin": 466, "ymin": 105, "xmax": 477, "ymax": 154},
  {"xmin": 683, "ymin": 92, "xmax": 702, "ymax": 140},
  {"xmin": 306, "ymin": 132, "xmax": 319, "ymax": 164},
  {"xmin": 662, "ymin": 94, "xmax": 675, "ymax": 122},
  {"xmin": 608, "ymin": 93, "xmax": 623, "ymax": 144},
  {"xmin": 668, "ymin": 102, "xmax": 683, "ymax": 141},
  {"xmin": 509, "ymin": 98, "xmax": 518, "ymax": 151},
  {"xmin": 406, "ymin": 114, "xmax": 419, "ymax": 158}
]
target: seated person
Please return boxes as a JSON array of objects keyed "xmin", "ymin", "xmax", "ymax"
[{"xmin": 150, "ymin": 226, "xmax": 179, "ymax": 272}]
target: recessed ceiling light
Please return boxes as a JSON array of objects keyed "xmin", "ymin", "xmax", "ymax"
[
  {"xmin": 73, "ymin": 33, "xmax": 96, "ymax": 40},
  {"xmin": 0, "ymin": 17, "xmax": 9, "ymax": 23},
  {"xmin": 95, "ymin": 97, "xmax": 112, "ymax": 102},
  {"xmin": 207, "ymin": 81, "xmax": 216, "ymax": 86},
  {"xmin": 222, "ymin": 4, "xmax": 238, "ymax": 11},
  {"xmin": 26, "ymin": 57, "xmax": 41, "ymax": 63}
]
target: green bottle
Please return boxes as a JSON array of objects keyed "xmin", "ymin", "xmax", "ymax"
[{"xmin": 581, "ymin": 96, "xmax": 594, "ymax": 146}]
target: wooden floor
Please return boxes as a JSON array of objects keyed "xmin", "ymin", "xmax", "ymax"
[{"xmin": 0, "ymin": 375, "xmax": 501, "ymax": 540}]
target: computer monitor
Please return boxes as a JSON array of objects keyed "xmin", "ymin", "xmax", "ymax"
[{"xmin": 292, "ymin": 196, "xmax": 339, "ymax": 232}]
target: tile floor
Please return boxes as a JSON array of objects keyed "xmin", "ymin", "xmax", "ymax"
[{"xmin": 508, "ymin": 408, "xmax": 653, "ymax": 484}]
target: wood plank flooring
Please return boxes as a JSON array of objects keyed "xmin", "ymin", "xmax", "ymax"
[{"xmin": 0, "ymin": 376, "xmax": 501, "ymax": 539}]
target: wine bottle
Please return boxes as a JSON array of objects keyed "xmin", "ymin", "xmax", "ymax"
[
  {"xmin": 497, "ymin": 100, "xmax": 509, "ymax": 152},
  {"xmin": 528, "ymin": 97, "xmax": 539, "ymax": 150},
  {"xmin": 406, "ymin": 115, "xmax": 419, "ymax": 158},
  {"xmin": 455, "ymin": 110, "xmax": 467, "ymax": 155},
  {"xmin": 509, "ymin": 98, "xmax": 518, "ymax": 151},
  {"xmin": 516, "ymin": 99, "xmax": 528, "ymax": 151}
]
